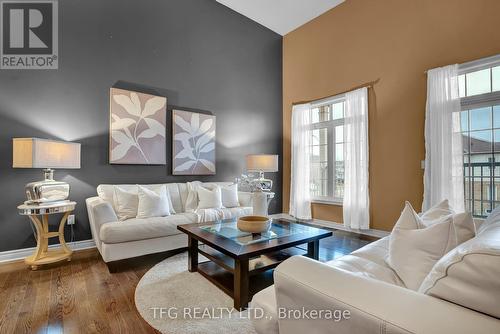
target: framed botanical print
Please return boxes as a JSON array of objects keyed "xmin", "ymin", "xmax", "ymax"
[
  {"xmin": 109, "ymin": 88, "xmax": 167, "ymax": 164},
  {"xmin": 172, "ymin": 109, "xmax": 216, "ymax": 175}
]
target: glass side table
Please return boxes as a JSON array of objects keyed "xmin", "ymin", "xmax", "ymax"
[{"xmin": 18, "ymin": 201, "xmax": 76, "ymax": 270}]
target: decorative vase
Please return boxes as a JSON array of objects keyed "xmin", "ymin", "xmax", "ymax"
[{"xmin": 252, "ymin": 191, "xmax": 269, "ymax": 216}]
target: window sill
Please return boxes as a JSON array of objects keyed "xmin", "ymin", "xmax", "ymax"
[{"xmin": 311, "ymin": 199, "xmax": 343, "ymax": 206}]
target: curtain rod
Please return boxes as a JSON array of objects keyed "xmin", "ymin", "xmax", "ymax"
[
  {"xmin": 424, "ymin": 53, "xmax": 500, "ymax": 74},
  {"xmin": 291, "ymin": 79, "xmax": 379, "ymax": 106}
]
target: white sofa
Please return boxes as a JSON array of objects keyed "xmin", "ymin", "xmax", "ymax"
[
  {"xmin": 251, "ymin": 219, "xmax": 500, "ymax": 334},
  {"xmin": 86, "ymin": 182, "xmax": 253, "ymax": 263}
]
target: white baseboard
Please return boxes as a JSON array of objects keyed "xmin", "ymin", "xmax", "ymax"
[{"xmin": 0, "ymin": 239, "xmax": 96, "ymax": 264}]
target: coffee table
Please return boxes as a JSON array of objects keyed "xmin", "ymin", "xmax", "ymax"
[{"xmin": 177, "ymin": 218, "xmax": 332, "ymax": 310}]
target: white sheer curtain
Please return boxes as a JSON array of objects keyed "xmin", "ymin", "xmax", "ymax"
[
  {"xmin": 343, "ymin": 87, "xmax": 370, "ymax": 229},
  {"xmin": 423, "ymin": 64, "xmax": 464, "ymax": 212},
  {"xmin": 289, "ymin": 103, "xmax": 312, "ymax": 220}
]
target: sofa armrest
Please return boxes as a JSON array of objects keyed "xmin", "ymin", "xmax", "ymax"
[
  {"xmin": 238, "ymin": 191, "xmax": 253, "ymax": 207},
  {"xmin": 85, "ymin": 197, "xmax": 118, "ymax": 249},
  {"xmin": 273, "ymin": 256, "xmax": 500, "ymax": 334}
]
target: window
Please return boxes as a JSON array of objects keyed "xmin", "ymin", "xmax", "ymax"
[
  {"xmin": 309, "ymin": 96, "xmax": 345, "ymax": 203},
  {"xmin": 459, "ymin": 55, "xmax": 500, "ymax": 217}
]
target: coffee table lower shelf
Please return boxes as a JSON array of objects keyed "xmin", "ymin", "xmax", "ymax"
[
  {"xmin": 197, "ymin": 261, "xmax": 275, "ymax": 300},
  {"xmin": 190, "ymin": 242, "xmax": 309, "ymax": 310}
]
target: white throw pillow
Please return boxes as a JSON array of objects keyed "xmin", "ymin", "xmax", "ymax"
[
  {"xmin": 157, "ymin": 184, "xmax": 176, "ymax": 214},
  {"xmin": 221, "ymin": 183, "xmax": 239, "ymax": 208},
  {"xmin": 113, "ymin": 186, "xmax": 139, "ymax": 221},
  {"xmin": 166, "ymin": 188, "xmax": 176, "ymax": 214},
  {"xmin": 478, "ymin": 205, "xmax": 500, "ymax": 234},
  {"xmin": 448, "ymin": 212, "xmax": 475, "ymax": 250},
  {"xmin": 420, "ymin": 199, "xmax": 475, "ymax": 253},
  {"xmin": 420, "ymin": 199, "xmax": 454, "ymax": 222},
  {"xmin": 93, "ymin": 202, "xmax": 118, "ymax": 224},
  {"xmin": 387, "ymin": 201, "xmax": 454, "ymax": 290},
  {"xmin": 185, "ymin": 181, "xmax": 203, "ymax": 212},
  {"xmin": 136, "ymin": 185, "xmax": 171, "ymax": 219},
  {"xmin": 197, "ymin": 185, "xmax": 223, "ymax": 210},
  {"xmin": 418, "ymin": 221, "xmax": 500, "ymax": 318},
  {"xmin": 146, "ymin": 185, "xmax": 176, "ymax": 214}
]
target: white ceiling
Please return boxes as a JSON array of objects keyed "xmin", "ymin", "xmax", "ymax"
[{"xmin": 216, "ymin": 0, "xmax": 345, "ymax": 36}]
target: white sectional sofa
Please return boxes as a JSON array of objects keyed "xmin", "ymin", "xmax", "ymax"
[
  {"xmin": 86, "ymin": 182, "xmax": 253, "ymax": 264},
  {"xmin": 251, "ymin": 216, "xmax": 500, "ymax": 334}
]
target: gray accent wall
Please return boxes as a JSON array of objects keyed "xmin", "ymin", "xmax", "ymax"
[{"xmin": 0, "ymin": 0, "xmax": 282, "ymax": 252}]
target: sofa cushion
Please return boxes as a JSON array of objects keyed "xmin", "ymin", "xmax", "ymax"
[
  {"xmin": 478, "ymin": 205, "xmax": 500, "ymax": 234},
  {"xmin": 114, "ymin": 186, "xmax": 139, "ymax": 221},
  {"xmin": 100, "ymin": 213, "xmax": 197, "ymax": 244},
  {"xmin": 97, "ymin": 182, "xmax": 238, "ymax": 215},
  {"xmin": 185, "ymin": 181, "xmax": 203, "ymax": 212},
  {"xmin": 349, "ymin": 236, "xmax": 390, "ymax": 266},
  {"xmin": 136, "ymin": 185, "xmax": 171, "ymax": 218},
  {"xmin": 220, "ymin": 183, "xmax": 239, "ymax": 208},
  {"xmin": 419, "ymin": 220, "xmax": 500, "ymax": 318},
  {"xmin": 221, "ymin": 207, "xmax": 253, "ymax": 219},
  {"xmin": 197, "ymin": 185, "xmax": 223, "ymax": 209},
  {"xmin": 424, "ymin": 212, "xmax": 475, "ymax": 255},
  {"xmin": 330, "ymin": 254, "xmax": 404, "ymax": 287},
  {"xmin": 238, "ymin": 191, "xmax": 253, "ymax": 207},
  {"xmin": 449, "ymin": 212, "xmax": 475, "ymax": 249},
  {"xmin": 195, "ymin": 207, "xmax": 253, "ymax": 223},
  {"xmin": 113, "ymin": 185, "xmax": 176, "ymax": 219},
  {"xmin": 420, "ymin": 200, "xmax": 476, "ymax": 253},
  {"xmin": 96, "ymin": 184, "xmax": 115, "ymax": 204},
  {"xmin": 328, "ymin": 237, "xmax": 404, "ymax": 286},
  {"xmin": 387, "ymin": 201, "xmax": 454, "ymax": 290},
  {"xmin": 165, "ymin": 183, "xmax": 182, "ymax": 213},
  {"xmin": 194, "ymin": 208, "xmax": 215, "ymax": 222},
  {"xmin": 93, "ymin": 201, "xmax": 119, "ymax": 225},
  {"xmin": 98, "ymin": 183, "xmax": 178, "ymax": 213},
  {"xmin": 420, "ymin": 199, "xmax": 454, "ymax": 222}
]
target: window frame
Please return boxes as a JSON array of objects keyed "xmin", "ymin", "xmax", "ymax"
[
  {"xmin": 459, "ymin": 53, "xmax": 500, "ymax": 217},
  {"xmin": 309, "ymin": 94, "xmax": 345, "ymax": 205},
  {"xmin": 459, "ymin": 53, "xmax": 500, "ymax": 105}
]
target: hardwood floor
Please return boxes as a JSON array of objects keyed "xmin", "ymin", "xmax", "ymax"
[{"xmin": 0, "ymin": 229, "xmax": 375, "ymax": 334}]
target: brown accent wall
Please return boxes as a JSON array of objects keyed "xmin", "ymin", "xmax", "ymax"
[{"xmin": 283, "ymin": 0, "xmax": 500, "ymax": 231}]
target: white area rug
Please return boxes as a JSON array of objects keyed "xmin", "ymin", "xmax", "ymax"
[{"xmin": 135, "ymin": 252, "xmax": 257, "ymax": 334}]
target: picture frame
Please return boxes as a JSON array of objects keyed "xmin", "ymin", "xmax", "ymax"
[
  {"xmin": 109, "ymin": 88, "xmax": 167, "ymax": 165},
  {"xmin": 172, "ymin": 109, "xmax": 216, "ymax": 175}
]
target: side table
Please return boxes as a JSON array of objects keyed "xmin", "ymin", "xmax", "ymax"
[{"xmin": 18, "ymin": 201, "xmax": 76, "ymax": 270}]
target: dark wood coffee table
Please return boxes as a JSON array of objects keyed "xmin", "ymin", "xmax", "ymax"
[{"xmin": 177, "ymin": 217, "xmax": 332, "ymax": 310}]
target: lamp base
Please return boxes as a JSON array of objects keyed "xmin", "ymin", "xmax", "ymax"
[
  {"xmin": 25, "ymin": 169, "xmax": 70, "ymax": 205},
  {"xmin": 254, "ymin": 177, "xmax": 273, "ymax": 191}
]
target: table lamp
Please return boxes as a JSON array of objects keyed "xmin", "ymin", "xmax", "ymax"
[
  {"xmin": 246, "ymin": 154, "xmax": 278, "ymax": 191},
  {"xmin": 12, "ymin": 138, "xmax": 81, "ymax": 204}
]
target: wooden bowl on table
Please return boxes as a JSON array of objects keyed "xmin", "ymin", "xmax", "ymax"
[{"xmin": 237, "ymin": 216, "xmax": 271, "ymax": 233}]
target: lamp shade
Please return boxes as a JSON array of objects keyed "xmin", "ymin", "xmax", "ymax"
[
  {"xmin": 246, "ymin": 154, "xmax": 278, "ymax": 172},
  {"xmin": 13, "ymin": 138, "xmax": 81, "ymax": 169}
]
